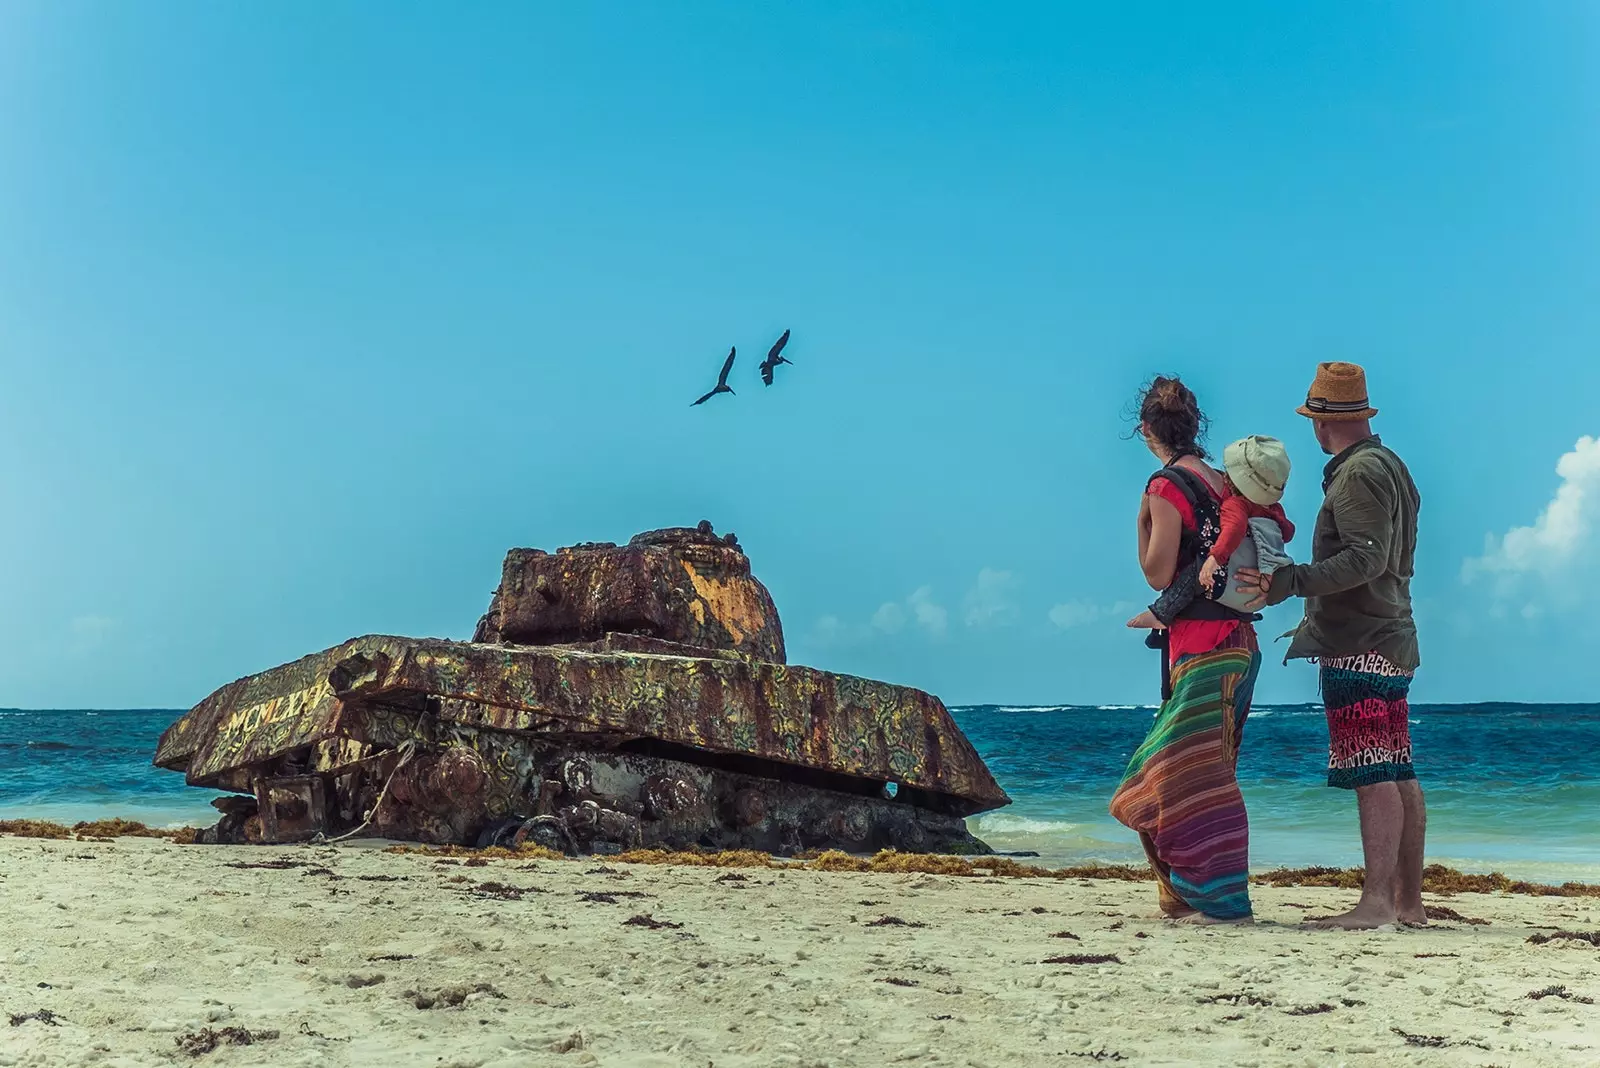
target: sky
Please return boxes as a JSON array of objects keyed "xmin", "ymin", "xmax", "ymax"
[{"xmin": 3, "ymin": 2, "xmax": 1599, "ymax": 709}]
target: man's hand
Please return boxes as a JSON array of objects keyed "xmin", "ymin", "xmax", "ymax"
[{"xmin": 1232, "ymin": 567, "xmax": 1272, "ymax": 610}]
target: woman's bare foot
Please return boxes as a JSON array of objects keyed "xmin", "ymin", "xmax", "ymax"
[
  {"xmin": 1307, "ymin": 903, "xmax": 1399, "ymax": 930},
  {"xmin": 1171, "ymin": 911, "xmax": 1252, "ymax": 926}
]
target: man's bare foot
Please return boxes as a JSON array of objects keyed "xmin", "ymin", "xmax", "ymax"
[
  {"xmin": 1396, "ymin": 905, "xmax": 1429, "ymax": 928},
  {"xmin": 1171, "ymin": 911, "xmax": 1252, "ymax": 926},
  {"xmin": 1307, "ymin": 903, "xmax": 1398, "ymax": 930}
]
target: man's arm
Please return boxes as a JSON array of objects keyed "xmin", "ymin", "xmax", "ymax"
[{"xmin": 1266, "ymin": 464, "xmax": 1394, "ymax": 605}]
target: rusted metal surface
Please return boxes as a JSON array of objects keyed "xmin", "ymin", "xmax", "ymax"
[
  {"xmin": 155, "ymin": 523, "xmax": 1010, "ymax": 853},
  {"xmin": 478, "ymin": 524, "xmax": 786, "ymax": 663},
  {"xmin": 153, "ymin": 647, "xmax": 346, "ymax": 782},
  {"xmin": 156, "ymin": 635, "xmax": 1006, "ymax": 813}
]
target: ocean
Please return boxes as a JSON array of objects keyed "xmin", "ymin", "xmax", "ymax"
[{"xmin": 2, "ymin": 704, "xmax": 1595, "ymax": 883}]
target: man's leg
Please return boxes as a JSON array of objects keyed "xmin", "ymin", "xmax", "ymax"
[
  {"xmin": 1311, "ymin": 781, "xmax": 1403, "ymax": 929},
  {"xmin": 1394, "ymin": 779, "xmax": 1427, "ymax": 925}
]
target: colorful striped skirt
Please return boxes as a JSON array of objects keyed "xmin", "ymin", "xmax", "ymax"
[{"xmin": 1109, "ymin": 625, "xmax": 1261, "ymax": 920}]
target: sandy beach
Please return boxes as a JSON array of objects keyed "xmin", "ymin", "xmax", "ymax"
[{"xmin": 1, "ymin": 836, "xmax": 1596, "ymax": 1067}]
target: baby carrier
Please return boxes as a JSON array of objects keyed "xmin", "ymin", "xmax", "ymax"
[{"xmin": 1142, "ymin": 462, "xmax": 1284, "ymax": 697}]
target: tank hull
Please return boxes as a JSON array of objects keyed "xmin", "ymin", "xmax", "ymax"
[{"xmin": 155, "ymin": 635, "xmax": 1009, "ymax": 853}]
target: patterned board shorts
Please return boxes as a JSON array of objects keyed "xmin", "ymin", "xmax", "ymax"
[{"xmin": 1318, "ymin": 652, "xmax": 1417, "ymax": 790}]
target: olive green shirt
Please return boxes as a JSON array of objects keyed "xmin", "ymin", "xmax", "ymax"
[{"xmin": 1266, "ymin": 436, "xmax": 1421, "ymax": 669}]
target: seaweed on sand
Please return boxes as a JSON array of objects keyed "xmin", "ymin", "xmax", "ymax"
[
  {"xmin": 1253, "ymin": 863, "xmax": 1600, "ymax": 898},
  {"xmin": 1526, "ymin": 985, "xmax": 1595, "ymax": 1004},
  {"xmin": 1526, "ymin": 930, "xmax": 1600, "ymax": 947},
  {"xmin": 0, "ymin": 818, "xmax": 198, "ymax": 842},
  {"xmin": 175, "ymin": 1026, "xmax": 279, "ymax": 1056},
  {"xmin": 385, "ymin": 843, "xmax": 565, "ymax": 861}
]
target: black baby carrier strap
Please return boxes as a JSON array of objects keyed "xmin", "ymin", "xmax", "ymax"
[
  {"xmin": 1147, "ymin": 463, "xmax": 1213, "ymax": 568},
  {"xmin": 1143, "ymin": 461, "xmax": 1255, "ymax": 700}
]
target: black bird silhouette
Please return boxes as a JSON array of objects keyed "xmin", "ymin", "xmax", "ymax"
[
  {"xmin": 692, "ymin": 347, "xmax": 738, "ymax": 406},
  {"xmin": 758, "ymin": 329, "xmax": 793, "ymax": 386}
]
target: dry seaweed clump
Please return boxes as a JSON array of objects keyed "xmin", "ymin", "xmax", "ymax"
[
  {"xmin": 1047, "ymin": 863, "xmax": 1152, "ymax": 882},
  {"xmin": 0, "ymin": 818, "xmax": 198, "ymax": 842},
  {"xmin": 1251, "ymin": 866, "xmax": 1365, "ymax": 889},
  {"xmin": 382, "ymin": 844, "xmax": 1148, "ymax": 881},
  {"xmin": 175, "ymin": 1026, "xmax": 278, "ymax": 1056},
  {"xmin": 74, "ymin": 819, "xmax": 198, "ymax": 842},
  {"xmin": 1252, "ymin": 864, "xmax": 1600, "ymax": 898},
  {"xmin": 0, "ymin": 820, "xmax": 72, "ymax": 840},
  {"xmin": 383, "ymin": 843, "xmax": 565, "ymax": 862},
  {"xmin": 1527, "ymin": 930, "xmax": 1600, "ymax": 947},
  {"xmin": 613, "ymin": 848, "xmax": 778, "ymax": 868}
]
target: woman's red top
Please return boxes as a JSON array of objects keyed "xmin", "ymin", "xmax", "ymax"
[{"xmin": 1146, "ymin": 475, "xmax": 1242, "ymax": 663}]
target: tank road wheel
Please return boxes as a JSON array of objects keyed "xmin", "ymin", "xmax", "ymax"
[
  {"xmin": 512, "ymin": 815, "xmax": 577, "ymax": 855},
  {"xmin": 594, "ymin": 808, "xmax": 641, "ymax": 853},
  {"xmin": 427, "ymin": 748, "xmax": 489, "ymax": 806},
  {"xmin": 474, "ymin": 815, "xmax": 527, "ymax": 850},
  {"xmin": 641, "ymin": 774, "xmax": 703, "ymax": 819},
  {"xmin": 825, "ymin": 806, "xmax": 873, "ymax": 846},
  {"xmin": 560, "ymin": 758, "xmax": 593, "ymax": 796},
  {"xmin": 730, "ymin": 788, "xmax": 766, "ymax": 830}
]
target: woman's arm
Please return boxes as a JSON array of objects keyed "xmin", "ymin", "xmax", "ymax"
[
  {"xmin": 1140, "ymin": 492, "xmax": 1182, "ymax": 590},
  {"xmin": 1136, "ymin": 491, "xmax": 1153, "ymax": 564}
]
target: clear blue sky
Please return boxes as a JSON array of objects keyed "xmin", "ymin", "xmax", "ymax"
[{"xmin": 3, "ymin": 2, "xmax": 1598, "ymax": 709}]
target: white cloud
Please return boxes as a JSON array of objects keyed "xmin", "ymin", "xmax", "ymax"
[
  {"xmin": 871, "ymin": 601, "xmax": 907, "ymax": 634},
  {"xmin": 1048, "ymin": 599, "xmax": 1140, "ymax": 630},
  {"xmin": 963, "ymin": 568, "xmax": 1019, "ymax": 628},
  {"xmin": 906, "ymin": 586, "xmax": 948, "ymax": 637},
  {"xmin": 813, "ymin": 614, "xmax": 848, "ymax": 646},
  {"xmin": 1464, "ymin": 436, "xmax": 1600, "ymax": 612},
  {"xmin": 814, "ymin": 587, "xmax": 949, "ymax": 646},
  {"xmin": 1048, "ymin": 601, "xmax": 1101, "ymax": 629}
]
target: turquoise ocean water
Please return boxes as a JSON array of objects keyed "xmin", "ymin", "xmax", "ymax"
[{"xmin": 1, "ymin": 705, "xmax": 1595, "ymax": 883}]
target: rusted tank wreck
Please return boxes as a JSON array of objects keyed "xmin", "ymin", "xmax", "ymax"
[{"xmin": 153, "ymin": 524, "xmax": 1010, "ymax": 855}]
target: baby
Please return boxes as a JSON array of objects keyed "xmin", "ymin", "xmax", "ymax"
[{"xmin": 1130, "ymin": 435, "xmax": 1294, "ymax": 629}]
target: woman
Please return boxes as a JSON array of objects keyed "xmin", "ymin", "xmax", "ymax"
[{"xmin": 1109, "ymin": 376, "xmax": 1262, "ymax": 924}]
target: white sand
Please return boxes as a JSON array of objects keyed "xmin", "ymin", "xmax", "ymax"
[{"xmin": 1, "ymin": 836, "xmax": 1597, "ymax": 1067}]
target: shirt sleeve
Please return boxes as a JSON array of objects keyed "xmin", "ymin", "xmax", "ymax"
[
  {"xmin": 1268, "ymin": 463, "xmax": 1394, "ymax": 603},
  {"xmin": 1146, "ymin": 476, "xmax": 1196, "ymax": 530},
  {"xmin": 1268, "ymin": 503, "xmax": 1296, "ymax": 544},
  {"xmin": 1209, "ymin": 495, "xmax": 1250, "ymax": 563}
]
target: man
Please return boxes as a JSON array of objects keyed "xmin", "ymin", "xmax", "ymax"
[{"xmin": 1236, "ymin": 362, "xmax": 1424, "ymax": 930}]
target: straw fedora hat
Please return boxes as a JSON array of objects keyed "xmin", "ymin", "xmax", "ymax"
[
  {"xmin": 1222, "ymin": 435, "xmax": 1290, "ymax": 507},
  {"xmin": 1296, "ymin": 361, "xmax": 1378, "ymax": 421}
]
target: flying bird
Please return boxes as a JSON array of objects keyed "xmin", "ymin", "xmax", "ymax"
[
  {"xmin": 692, "ymin": 347, "xmax": 738, "ymax": 406},
  {"xmin": 758, "ymin": 329, "xmax": 793, "ymax": 386}
]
